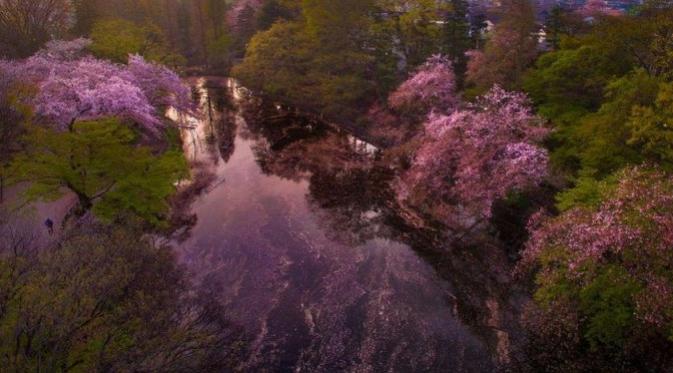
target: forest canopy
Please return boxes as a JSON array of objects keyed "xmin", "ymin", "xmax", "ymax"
[{"xmin": 2, "ymin": 0, "xmax": 673, "ymax": 371}]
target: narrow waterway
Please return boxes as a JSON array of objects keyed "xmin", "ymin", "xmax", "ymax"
[{"xmin": 171, "ymin": 77, "xmax": 523, "ymax": 372}]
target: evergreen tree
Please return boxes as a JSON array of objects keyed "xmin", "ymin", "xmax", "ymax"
[{"xmin": 443, "ymin": 0, "xmax": 472, "ymax": 86}]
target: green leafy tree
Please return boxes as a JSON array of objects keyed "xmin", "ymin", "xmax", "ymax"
[
  {"xmin": 90, "ymin": 18, "xmax": 185, "ymax": 66},
  {"xmin": 0, "ymin": 224, "xmax": 244, "ymax": 371},
  {"xmin": 0, "ymin": 73, "xmax": 32, "ymax": 204},
  {"xmin": 518, "ymin": 168, "xmax": 673, "ymax": 370},
  {"xmin": 628, "ymin": 82, "xmax": 673, "ymax": 163},
  {"xmin": 573, "ymin": 71, "xmax": 660, "ymax": 177},
  {"xmin": 443, "ymin": 0, "xmax": 471, "ymax": 84},
  {"xmin": 235, "ymin": 0, "xmax": 377, "ymax": 121},
  {"xmin": 233, "ymin": 21, "xmax": 316, "ymax": 108},
  {"xmin": 256, "ymin": 0, "xmax": 294, "ymax": 30},
  {"xmin": 393, "ymin": 0, "xmax": 448, "ymax": 68},
  {"xmin": 10, "ymin": 118, "xmax": 188, "ymax": 227},
  {"xmin": 466, "ymin": 0, "xmax": 538, "ymax": 93}
]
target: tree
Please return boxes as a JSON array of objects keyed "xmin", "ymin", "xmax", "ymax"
[
  {"xmin": 10, "ymin": 118, "xmax": 187, "ymax": 226},
  {"xmin": 0, "ymin": 0, "xmax": 74, "ymax": 58},
  {"xmin": 567, "ymin": 71, "xmax": 660, "ymax": 179},
  {"xmin": 442, "ymin": 0, "xmax": 471, "ymax": 84},
  {"xmin": 90, "ymin": 18, "xmax": 185, "ymax": 66},
  {"xmin": 16, "ymin": 42, "xmax": 190, "ymax": 133},
  {"xmin": 0, "ymin": 223, "xmax": 244, "ymax": 371},
  {"xmin": 391, "ymin": 0, "xmax": 449, "ymax": 68},
  {"xmin": 524, "ymin": 5, "xmax": 673, "ymax": 179},
  {"xmin": 388, "ymin": 54, "xmax": 458, "ymax": 118},
  {"xmin": 466, "ymin": 0, "xmax": 538, "ymax": 92},
  {"xmin": 256, "ymin": 0, "xmax": 293, "ymax": 30},
  {"xmin": 6, "ymin": 41, "xmax": 191, "ymax": 224},
  {"xmin": 542, "ymin": 6, "xmax": 591, "ymax": 50},
  {"xmin": 0, "ymin": 61, "xmax": 32, "ymax": 203},
  {"xmin": 397, "ymin": 86, "xmax": 549, "ymax": 233},
  {"xmin": 72, "ymin": 0, "xmax": 99, "ymax": 35},
  {"xmin": 24, "ymin": 55, "xmax": 159, "ymax": 132},
  {"xmin": 233, "ymin": 21, "xmax": 317, "ymax": 109},
  {"xmin": 234, "ymin": 2, "xmax": 376, "ymax": 122},
  {"xmin": 518, "ymin": 167, "xmax": 673, "ymax": 370},
  {"xmin": 126, "ymin": 54, "xmax": 192, "ymax": 113},
  {"xmin": 628, "ymin": 81, "xmax": 673, "ymax": 163}
]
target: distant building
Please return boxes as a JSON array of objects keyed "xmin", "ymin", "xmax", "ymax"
[
  {"xmin": 557, "ymin": 0, "xmax": 643, "ymax": 12},
  {"xmin": 468, "ymin": 0, "xmax": 644, "ymax": 16}
]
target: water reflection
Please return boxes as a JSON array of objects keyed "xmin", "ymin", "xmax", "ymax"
[{"xmin": 173, "ymin": 77, "xmax": 523, "ymax": 372}]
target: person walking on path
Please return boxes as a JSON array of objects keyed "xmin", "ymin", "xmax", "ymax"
[{"xmin": 44, "ymin": 218, "xmax": 54, "ymax": 236}]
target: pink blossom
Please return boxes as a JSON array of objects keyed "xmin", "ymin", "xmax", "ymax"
[
  {"xmin": 520, "ymin": 167, "xmax": 673, "ymax": 339},
  {"xmin": 36, "ymin": 38, "xmax": 92, "ymax": 60},
  {"xmin": 389, "ymin": 55, "xmax": 459, "ymax": 116},
  {"xmin": 11, "ymin": 42, "xmax": 191, "ymax": 133},
  {"xmin": 397, "ymin": 86, "xmax": 549, "ymax": 231},
  {"xmin": 127, "ymin": 55, "xmax": 192, "ymax": 114},
  {"xmin": 23, "ymin": 55, "xmax": 158, "ymax": 131}
]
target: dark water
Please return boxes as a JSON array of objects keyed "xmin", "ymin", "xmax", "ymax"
[{"xmin": 172, "ymin": 78, "xmax": 523, "ymax": 372}]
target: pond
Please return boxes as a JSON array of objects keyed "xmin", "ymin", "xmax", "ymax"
[{"xmin": 171, "ymin": 77, "xmax": 524, "ymax": 372}]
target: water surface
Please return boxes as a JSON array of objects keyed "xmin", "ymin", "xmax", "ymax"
[{"xmin": 173, "ymin": 78, "xmax": 521, "ymax": 372}]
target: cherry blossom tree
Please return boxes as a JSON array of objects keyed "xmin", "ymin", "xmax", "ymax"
[
  {"xmin": 13, "ymin": 40, "xmax": 191, "ymax": 133},
  {"xmin": 388, "ymin": 55, "xmax": 459, "ymax": 117},
  {"xmin": 397, "ymin": 86, "xmax": 549, "ymax": 232},
  {"xmin": 36, "ymin": 38, "xmax": 91, "ymax": 60},
  {"xmin": 518, "ymin": 167, "xmax": 673, "ymax": 366},
  {"xmin": 23, "ymin": 55, "xmax": 159, "ymax": 132},
  {"xmin": 465, "ymin": 0, "xmax": 538, "ymax": 92},
  {"xmin": 127, "ymin": 54, "xmax": 192, "ymax": 114}
]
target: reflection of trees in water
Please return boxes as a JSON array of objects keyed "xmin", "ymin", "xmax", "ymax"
[
  {"xmin": 311, "ymin": 167, "xmax": 527, "ymax": 364},
  {"xmin": 170, "ymin": 81, "xmax": 238, "ymax": 241},
  {"xmin": 240, "ymin": 99, "xmax": 526, "ymax": 364},
  {"xmin": 215, "ymin": 115, "xmax": 237, "ymax": 163},
  {"xmin": 182, "ymin": 82, "xmax": 526, "ymax": 365},
  {"xmin": 205, "ymin": 83, "xmax": 238, "ymax": 163},
  {"xmin": 308, "ymin": 167, "xmax": 397, "ymax": 245},
  {"xmin": 241, "ymin": 100, "xmax": 375, "ymax": 182},
  {"xmin": 203, "ymin": 84, "xmax": 237, "ymax": 164}
]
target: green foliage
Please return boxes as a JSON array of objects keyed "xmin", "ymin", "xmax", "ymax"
[
  {"xmin": 233, "ymin": 22, "xmax": 315, "ymax": 106},
  {"xmin": 206, "ymin": 34, "xmax": 233, "ymax": 68},
  {"xmin": 523, "ymin": 45, "xmax": 628, "ymax": 123},
  {"xmin": 628, "ymin": 82, "xmax": 673, "ymax": 164},
  {"xmin": 257, "ymin": 0, "xmax": 294, "ymax": 31},
  {"xmin": 555, "ymin": 172, "xmax": 618, "ymax": 212},
  {"xmin": 533, "ymin": 247, "xmax": 578, "ymax": 307},
  {"xmin": 393, "ymin": 0, "xmax": 449, "ymax": 68},
  {"xmin": 443, "ymin": 0, "xmax": 471, "ymax": 83},
  {"xmin": 523, "ymin": 168, "xmax": 673, "ymax": 368},
  {"xmin": 234, "ymin": 0, "xmax": 473, "ymax": 122},
  {"xmin": 233, "ymin": 17, "xmax": 375, "ymax": 121},
  {"xmin": 90, "ymin": 19, "xmax": 185, "ymax": 66},
  {"xmin": 574, "ymin": 71, "xmax": 660, "ymax": 177},
  {"xmin": 0, "ymin": 81, "xmax": 33, "ymax": 203},
  {"xmin": 10, "ymin": 118, "xmax": 188, "ymax": 227},
  {"xmin": 0, "ymin": 226, "xmax": 242, "ymax": 371},
  {"xmin": 466, "ymin": 0, "xmax": 538, "ymax": 93},
  {"xmin": 549, "ymin": 71, "xmax": 673, "ymax": 211},
  {"xmin": 526, "ymin": 7, "xmax": 673, "ymax": 214},
  {"xmin": 579, "ymin": 266, "xmax": 641, "ymax": 349}
]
